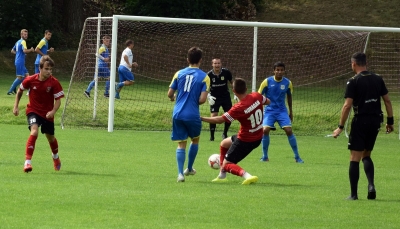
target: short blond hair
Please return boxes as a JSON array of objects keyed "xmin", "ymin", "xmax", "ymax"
[{"xmin": 20, "ymin": 29, "xmax": 28, "ymax": 34}]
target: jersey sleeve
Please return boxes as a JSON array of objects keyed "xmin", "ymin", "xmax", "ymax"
[
  {"xmin": 36, "ymin": 40, "xmax": 46, "ymax": 49},
  {"xmin": 52, "ymin": 78, "xmax": 64, "ymax": 100},
  {"xmin": 258, "ymin": 79, "xmax": 268, "ymax": 95},
  {"xmin": 20, "ymin": 78, "xmax": 29, "ymax": 91},
  {"xmin": 344, "ymin": 78, "xmax": 356, "ymax": 99},
  {"xmin": 287, "ymin": 80, "xmax": 293, "ymax": 95},
  {"xmin": 203, "ymin": 75, "xmax": 211, "ymax": 92},
  {"xmin": 99, "ymin": 46, "xmax": 106, "ymax": 56},
  {"xmin": 21, "ymin": 40, "xmax": 27, "ymax": 49},
  {"xmin": 169, "ymin": 71, "xmax": 179, "ymax": 90},
  {"xmin": 222, "ymin": 103, "xmax": 243, "ymax": 123},
  {"xmin": 226, "ymin": 69, "xmax": 233, "ymax": 82}
]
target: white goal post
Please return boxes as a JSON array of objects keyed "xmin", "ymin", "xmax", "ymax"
[{"xmin": 62, "ymin": 15, "xmax": 400, "ymax": 137}]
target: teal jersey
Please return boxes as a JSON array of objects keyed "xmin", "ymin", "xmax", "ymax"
[
  {"xmin": 169, "ymin": 67, "xmax": 210, "ymax": 121},
  {"xmin": 258, "ymin": 76, "xmax": 293, "ymax": 112},
  {"xmin": 12, "ymin": 38, "xmax": 27, "ymax": 65},
  {"xmin": 35, "ymin": 38, "xmax": 48, "ymax": 64}
]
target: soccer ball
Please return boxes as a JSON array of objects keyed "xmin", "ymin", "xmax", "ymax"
[{"xmin": 208, "ymin": 154, "xmax": 220, "ymax": 170}]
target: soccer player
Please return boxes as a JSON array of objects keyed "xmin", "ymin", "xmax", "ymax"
[
  {"xmin": 201, "ymin": 78, "xmax": 270, "ymax": 185},
  {"xmin": 167, "ymin": 46, "xmax": 211, "ymax": 182},
  {"xmin": 12, "ymin": 55, "xmax": 64, "ymax": 173},
  {"xmin": 34, "ymin": 30, "xmax": 54, "ymax": 74},
  {"xmin": 207, "ymin": 58, "xmax": 234, "ymax": 141},
  {"xmin": 84, "ymin": 35, "xmax": 111, "ymax": 98},
  {"xmin": 258, "ymin": 61, "xmax": 304, "ymax": 163},
  {"xmin": 115, "ymin": 39, "xmax": 138, "ymax": 99},
  {"xmin": 332, "ymin": 52, "xmax": 394, "ymax": 200},
  {"xmin": 7, "ymin": 29, "xmax": 35, "ymax": 95}
]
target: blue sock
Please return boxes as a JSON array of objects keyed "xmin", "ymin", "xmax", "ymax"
[
  {"xmin": 9, "ymin": 78, "xmax": 22, "ymax": 93},
  {"xmin": 105, "ymin": 81, "xmax": 110, "ymax": 95},
  {"xmin": 86, "ymin": 81, "xmax": 95, "ymax": 93},
  {"xmin": 262, "ymin": 135, "xmax": 270, "ymax": 160},
  {"xmin": 288, "ymin": 134, "xmax": 300, "ymax": 159},
  {"xmin": 187, "ymin": 144, "xmax": 198, "ymax": 171},
  {"xmin": 117, "ymin": 82, "xmax": 124, "ymax": 90},
  {"xmin": 176, "ymin": 148, "xmax": 185, "ymax": 175}
]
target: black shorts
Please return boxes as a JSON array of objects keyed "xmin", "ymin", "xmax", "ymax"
[
  {"xmin": 225, "ymin": 135, "xmax": 261, "ymax": 164},
  {"xmin": 348, "ymin": 115, "xmax": 380, "ymax": 151},
  {"xmin": 27, "ymin": 112, "xmax": 55, "ymax": 135},
  {"xmin": 210, "ymin": 97, "xmax": 232, "ymax": 113}
]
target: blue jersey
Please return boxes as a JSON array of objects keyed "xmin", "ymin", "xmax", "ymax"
[
  {"xmin": 35, "ymin": 38, "xmax": 49, "ymax": 64},
  {"xmin": 169, "ymin": 67, "xmax": 210, "ymax": 121},
  {"xmin": 258, "ymin": 76, "xmax": 293, "ymax": 112},
  {"xmin": 98, "ymin": 44, "xmax": 110, "ymax": 69},
  {"xmin": 12, "ymin": 38, "xmax": 27, "ymax": 65}
]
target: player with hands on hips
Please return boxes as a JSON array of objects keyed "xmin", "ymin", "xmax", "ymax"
[{"xmin": 207, "ymin": 58, "xmax": 234, "ymax": 141}]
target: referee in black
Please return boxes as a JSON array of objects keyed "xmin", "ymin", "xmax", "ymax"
[
  {"xmin": 332, "ymin": 52, "xmax": 394, "ymax": 200},
  {"xmin": 207, "ymin": 58, "xmax": 233, "ymax": 141}
]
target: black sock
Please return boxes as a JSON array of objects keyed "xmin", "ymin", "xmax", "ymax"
[
  {"xmin": 349, "ymin": 161, "xmax": 360, "ymax": 197},
  {"xmin": 362, "ymin": 156, "xmax": 374, "ymax": 186},
  {"xmin": 210, "ymin": 124, "xmax": 216, "ymax": 138},
  {"xmin": 223, "ymin": 122, "xmax": 231, "ymax": 135}
]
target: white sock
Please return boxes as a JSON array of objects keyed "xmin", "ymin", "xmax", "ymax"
[
  {"xmin": 25, "ymin": 160, "xmax": 32, "ymax": 165},
  {"xmin": 218, "ymin": 169, "xmax": 227, "ymax": 179},
  {"xmin": 242, "ymin": 172, "xmax": 252, "ymax": 179},
  {"xmin": 52, "ymin": 153, "xmax": 59, "ymax": 159}
]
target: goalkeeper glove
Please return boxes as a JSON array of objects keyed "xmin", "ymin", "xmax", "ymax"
[
  {"xmin": 233, "ymin": 95, "xmax": 238, "ymax": 102},
  {"xmin": 207, "ymin": 93, "xmax": 216, "ymax": 105}
]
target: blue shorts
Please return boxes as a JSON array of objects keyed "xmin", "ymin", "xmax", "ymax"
[
  {"xmin": 118, "ymin": 65, "xmax": 134, "ymax": 82},
  {"xmin": 15, "ymin": 63, "xmax": 28, "ymax": 77},
  {"xmin": 171, "ymin": 119, "xmax": 202, "ymax": 141},
  {"xmin": 263, "ymin": 111, "xmax": 292, "ymax": 129},
  {"xmin": 95, "ymin": 66, "xmax": 110, "ymax": 78}
]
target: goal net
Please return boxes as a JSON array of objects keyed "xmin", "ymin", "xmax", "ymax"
[{"xmin": 61, "ymin": 16, "xmax": 399, "ymax": 136}]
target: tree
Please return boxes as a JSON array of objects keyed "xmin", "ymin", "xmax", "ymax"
[{"xmin": 62, "ymin": 0, "xmax": 84, "ymax": 34}]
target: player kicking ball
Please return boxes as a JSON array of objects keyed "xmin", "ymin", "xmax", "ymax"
[
  {"xmin": 201, "ymin": 78, "xmax": 270, "ymax": 185},
  {"xmin": 13, "ymin": 55, "xmax": 64, "ymax": 173}
]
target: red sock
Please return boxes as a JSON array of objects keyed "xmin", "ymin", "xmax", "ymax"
[
  {"xmin": 219, "ymin": 146, "xmax": 228, "ymax": 166},
  {"xmin": 223, "ymin": 163, "xmax": 245, "ymax": 177},
  {"xmin": 49, "ymin": 138, "xmax": 58, "ymax": 154},
  {"xmin": 26, "ymin": 135, "xmax": 38, "ymax": 160}
]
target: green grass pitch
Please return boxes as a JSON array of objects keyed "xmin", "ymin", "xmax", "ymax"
[{"xmin": 1, "ymin": 73, "xmax": 400, "ymax": 228}]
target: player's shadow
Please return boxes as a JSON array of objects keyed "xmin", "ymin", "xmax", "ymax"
[
  {"xmin": 58, "ymin": 170, "xmax": 117, "ymax": 177},
  {"xmin": 197, "ymin": 180, "xmax": 306, "ymax": 187}
]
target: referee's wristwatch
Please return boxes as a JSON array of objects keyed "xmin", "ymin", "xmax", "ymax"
[{"xmin": 338, "ymin": 124, "xmax": 344, "ymax": 130}]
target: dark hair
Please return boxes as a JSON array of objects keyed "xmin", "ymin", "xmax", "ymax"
[
  {"xmin": 233, "ymin": 78, "xmax": 246, "ymax": 94},
  {"xmin": 44, "ymin": 30, "xmax": 52, "ymax": 34},
  {"xmin": 125, "ymin": 39, "xmax": 134, "ymax": 47},
  {"xmin": 103, "ymin": 35, "xmax": 111, "ymax": 40},
  {"xmin": 39, "ymin": 55, "xmax": 55, "ymax": 68},
  {"xmin": 187, "ymin": 47, "xmax": 202, "ymax": 64},
  {"xmin": 273, "ymin": 61, "xmax": 285, "ymax": 70},
  {"xmin": 351, "ymin": 52, "xmax": 367, "ymax": 66}
]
